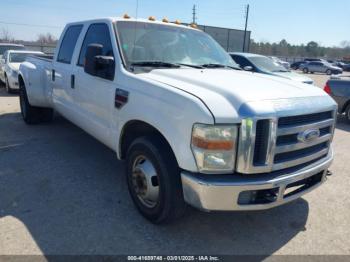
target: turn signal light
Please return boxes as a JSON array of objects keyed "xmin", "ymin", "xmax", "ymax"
[{"xmin": 192, "ymin": 136, "xmax": 234, "ymax": 150}]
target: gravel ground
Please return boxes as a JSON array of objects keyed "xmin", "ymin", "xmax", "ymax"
[{"xmin": 0, "ymin": 74, "xmax": 349, "ymax": 256}]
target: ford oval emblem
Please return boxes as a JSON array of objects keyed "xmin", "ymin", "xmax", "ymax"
[{"xmin": 298, "ymin": 129, "xmax": 320, "ymax": 143}]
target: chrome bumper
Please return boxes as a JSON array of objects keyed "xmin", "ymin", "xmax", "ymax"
[{"xmin": 181, "ymin": 149, "xmax": 333, "ymax": 211}]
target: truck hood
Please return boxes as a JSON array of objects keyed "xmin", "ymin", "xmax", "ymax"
[
  {"xmin": 142, "ymin": 69, "xmax": 332, "ymax": 123},
  {"xmin": 270, "ymin": 71, "xmax": 314, "ymax": 84}
]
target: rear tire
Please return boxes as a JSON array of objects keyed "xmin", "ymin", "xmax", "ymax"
[
  {"xmin": 19, "ymin": 81, "xmax": 54, "ymax": 124},
  {"xmin": 345, "ymin": 104, "xmax": 350, "ymax": 123},
  {"xmin": 326, "ymin": 69, "xmax": 332, "ymax": 75},
  {"xmin": 126, "ymin": 136, "xmax": 186, "ymax": 224},
  {"xmin": 303, "ymin": 67, "xmax": 309, "ymax": 74}
]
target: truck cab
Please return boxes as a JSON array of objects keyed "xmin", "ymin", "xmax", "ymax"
[{"xmin": 18, "ymin": 17, "xmax": 337, "ymax": 224}]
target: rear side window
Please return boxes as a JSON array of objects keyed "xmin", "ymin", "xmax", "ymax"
[
  {"xmin": 78, "ymin": 23, "xmax": 114, "ymax": 66},
  {"xmin": 57, "ymin": 25, "xmax": 83, "ymax": 64}
]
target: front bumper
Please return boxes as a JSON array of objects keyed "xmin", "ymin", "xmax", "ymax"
[{"xmin": 181, "ymin": 149, "xmax": 333, "ymax": 211}]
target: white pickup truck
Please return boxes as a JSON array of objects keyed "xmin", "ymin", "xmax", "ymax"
[{"xmin": 18, "ymin": 17, "xmax": 337, "ymax": 224}]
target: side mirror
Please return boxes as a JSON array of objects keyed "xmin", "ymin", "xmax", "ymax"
[
  {"xmin": 243, "ymin": 66, "xmax": 253, "ymax": 71},
  {"xmin": 84, "ymin": 44, "xmax": 115, "ymax": 81}
]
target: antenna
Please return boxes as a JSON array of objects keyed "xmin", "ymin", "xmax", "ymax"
[
  {"xmin": 192, "ymin": 5, "xmax": 197, "ymax": 24},
  {"xmin": 242, "ymin": 4, "xmax": 250, "ymax": 52},
  {"xmin": 135, "ymin": 0, "xmax": 139, "ymax": 19}
]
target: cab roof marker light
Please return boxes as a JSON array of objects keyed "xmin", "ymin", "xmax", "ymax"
[
  {"xmin": 148, "ymin": 16, "xmax": 156, "ymax": 21},
  {"xmin": 190, "ymin": 23, "xmax": 198, "ymax": 29},
  {"xmin": 162, "ymin": 18, "xmax": 169, "ymax": 23},
  {"xmin": 174, "ymin": 20, "xmax": 181, "ymax": 25},
  {"xmin": 123, "ymin": 14, "xmax": 131, "ymax": 19}
]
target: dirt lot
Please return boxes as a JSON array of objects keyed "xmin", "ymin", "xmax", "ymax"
[{"xmin": 0, "ymin": 73, "xmax": 350, "ymax": 256}]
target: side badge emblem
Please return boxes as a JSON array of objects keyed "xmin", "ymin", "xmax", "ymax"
[{"xmin": 115, "ymin": 89, "xmax": 129, "ymax": 109}]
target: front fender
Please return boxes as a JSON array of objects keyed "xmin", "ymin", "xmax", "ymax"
[{"xmin": 113, "ymin": 77, "xmax": 214, "ymax": 173}]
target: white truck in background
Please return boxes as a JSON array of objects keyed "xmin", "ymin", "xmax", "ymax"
[
  {"xmin": 18, "ymin": 17, "xmax": 337, "ymax": 224},
  {"xmin": 0, "ymin": 50, "xmax": 44, "ymax": 93},
  {"xmin": 0, "ymin": 43, "xmax": 25, "ymax": 85}
]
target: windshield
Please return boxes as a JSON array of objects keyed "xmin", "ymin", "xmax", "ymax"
[
  {"xmin": 0, "ymin": 45, "xmax": 24, "ymax": 55},
  {"xmin": 250, "ymin": 56, "xmax": 288, "ymax": 72},
  {"xmin": 115, "ymin": 21, "xmax": 239, "ymax": 70},
  {"xmin": 9, "ymin": 53, "xmax": 33, "ymax": 63}
]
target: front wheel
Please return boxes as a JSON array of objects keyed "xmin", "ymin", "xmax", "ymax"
[
  {"xmin": 5, "ymin": 76, "xmax": 13, "ymax": 94},
  {"xmin": 126, "ymin": 136, "xmax": 186, "ymax": 224},
  {"xmin": 326, "ymin": 69, "xmax": 332, "ymax": 75},
  {"xmin": 303, "ymin": 67, "xmax": 309, "ymax": 74}
]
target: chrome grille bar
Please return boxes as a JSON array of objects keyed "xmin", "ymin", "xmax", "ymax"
[
  {"xmin": 275, "ymin": 134, "xmax": 332, "ymax": 154},
  {"xmin": 273, "ymin": 148, "xmax": 329, "ymax": 171},
  {"xmin": 277, "ymin": 119, "xmax": 334, "ymax": 136}
]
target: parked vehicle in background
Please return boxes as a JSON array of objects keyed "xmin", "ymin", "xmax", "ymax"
[
  {"xmin": 269, "ymin": 56, "xmax": 290, "ymax": 70},
  {"xmin": 230, "ymin": 53, "xmax": 314, "ymax": 84},
  {"xmin": 300, "ymin": 61, "xmax": 343, "ymax": 75},
  {"xmin": 331, "ymin": 61, "xmax": 346, "ymax": 69},
  {"xmin": 304, "ymin": 58, "xmax": 323, "ymax": 63},
  {"xmin": 291, "ymin": 61, "xmax": 306, "ymax": 70},
  {"xmin": 0, "ymin": 43, "xmax": 25, "ymax": 59},
  {"xmin": 0, "ymin": 44, "xmax": 25, "ymax": 85},
  {"xmin": 0, "ymin": 50, "xmax": 44, "ymax": 93},
  {"xmin": 342, "ymin": 63, "xmax": 350, "ymax": 72},
  {"xmin": 324, "ymin": 76, "xmax": 350, "ymax": 122},
  {"xmin": 19, "ymin": 17, "xmax": 336, "ymax": 224}
]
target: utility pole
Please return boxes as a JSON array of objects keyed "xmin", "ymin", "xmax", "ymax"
[
  {"xmin": 192, "ymin": 5, "xmax": 197, "ymax": 24},
  {"xmin": 242, "ymin": 4, "xmax": 250, "ymax": 52}
]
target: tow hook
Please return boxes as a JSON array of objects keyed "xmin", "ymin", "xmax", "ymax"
[{"xmin": 326, "ymin": 170, "xmax": 333, "ymax": 177}]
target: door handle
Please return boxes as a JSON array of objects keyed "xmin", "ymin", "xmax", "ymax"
[
  {"xmin": 52, "ymin": 70, "xmax": 55, "ymax": 81},
  {"xmin": 71, "ymin": 75, "xmax": 75, "ymax": 89}
]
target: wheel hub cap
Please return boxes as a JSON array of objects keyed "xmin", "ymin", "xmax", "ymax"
[{"xmin": 132, "ymin": 156, "xmax": 159, "ymax": 208}]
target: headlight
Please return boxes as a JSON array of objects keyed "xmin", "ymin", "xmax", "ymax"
[{"xmin": 191, "ymin": 124, "xmax": 238, "ymax": 174}]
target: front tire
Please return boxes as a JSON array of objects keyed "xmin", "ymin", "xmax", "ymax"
[
  {"xmin": 126, "ymin": 136, "xmax": 186, "ymax": 224},
  {"xmin": 19, "ymin": 82, "xmax": 54, "ymax": 124},
  {"xmin": 326, "ymin": 69, "xmax": 332, "ymax": 75},
  {"xmin": 303, "ymin": 67, "xmax": 309, "ymax": 74},
  {"xmin": 5, "ymin": 76, "xmax": 13, "ymax": 94}
]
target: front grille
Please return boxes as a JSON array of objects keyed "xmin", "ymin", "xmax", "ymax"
[
  {"xmin": 274, "ymin": 142, "xmax": 328, "ymax": 163},
  {"xmin": 278, "ymin": 111, "xmax": 333, "ymax": 128},
  {"xmin": 254, "ymin": 120, "xmax": 270, "ymax": 165},
  {"xmin": 272, "ymin": 111, "xmax": 334, "ymax": 170},
  {"xmin": 251, "ymin": 110, "xmax": 335, "ymax": 172}
]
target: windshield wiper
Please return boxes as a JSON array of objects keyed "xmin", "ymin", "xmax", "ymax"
[
  {"xmin": 131, "ymin": 61, "xmax": 205, "ymax": 69},
  {"xmin": 130, "ymin": 61, "xmax": 181, "ymax": 69},
  {"xmin": 201, "ymin": 63, "xmax": 241, "ymax": 70},
  {"xmin": 177, "ymin": 63, "xmax": 204, "ymax": 69}
]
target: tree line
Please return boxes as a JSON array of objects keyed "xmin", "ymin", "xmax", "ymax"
[
  {"xmin": 249, "ymin": 39, "xmax": 350, "ymax": 60},
  {"xmin": 0, "ymin": 28, "xmax": 57, "ymax": 45}
]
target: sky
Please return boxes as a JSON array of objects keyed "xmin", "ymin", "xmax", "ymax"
[{"xmin": 0, "ymin": 0, "xmax": 349, "ymax": 47}]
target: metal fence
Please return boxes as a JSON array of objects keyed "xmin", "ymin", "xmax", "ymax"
[
  {"xmin": 24, "ymin": 43, "xmax": 56, "ymax": 54},
  {"xmin": 196, "ymin": 25, "xmax": 251, "ymax": 53}
]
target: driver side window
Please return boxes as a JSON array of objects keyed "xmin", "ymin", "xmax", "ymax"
[{"xmin": 78, "ymin": 23, "xmax": 114, "ymax": 66}]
